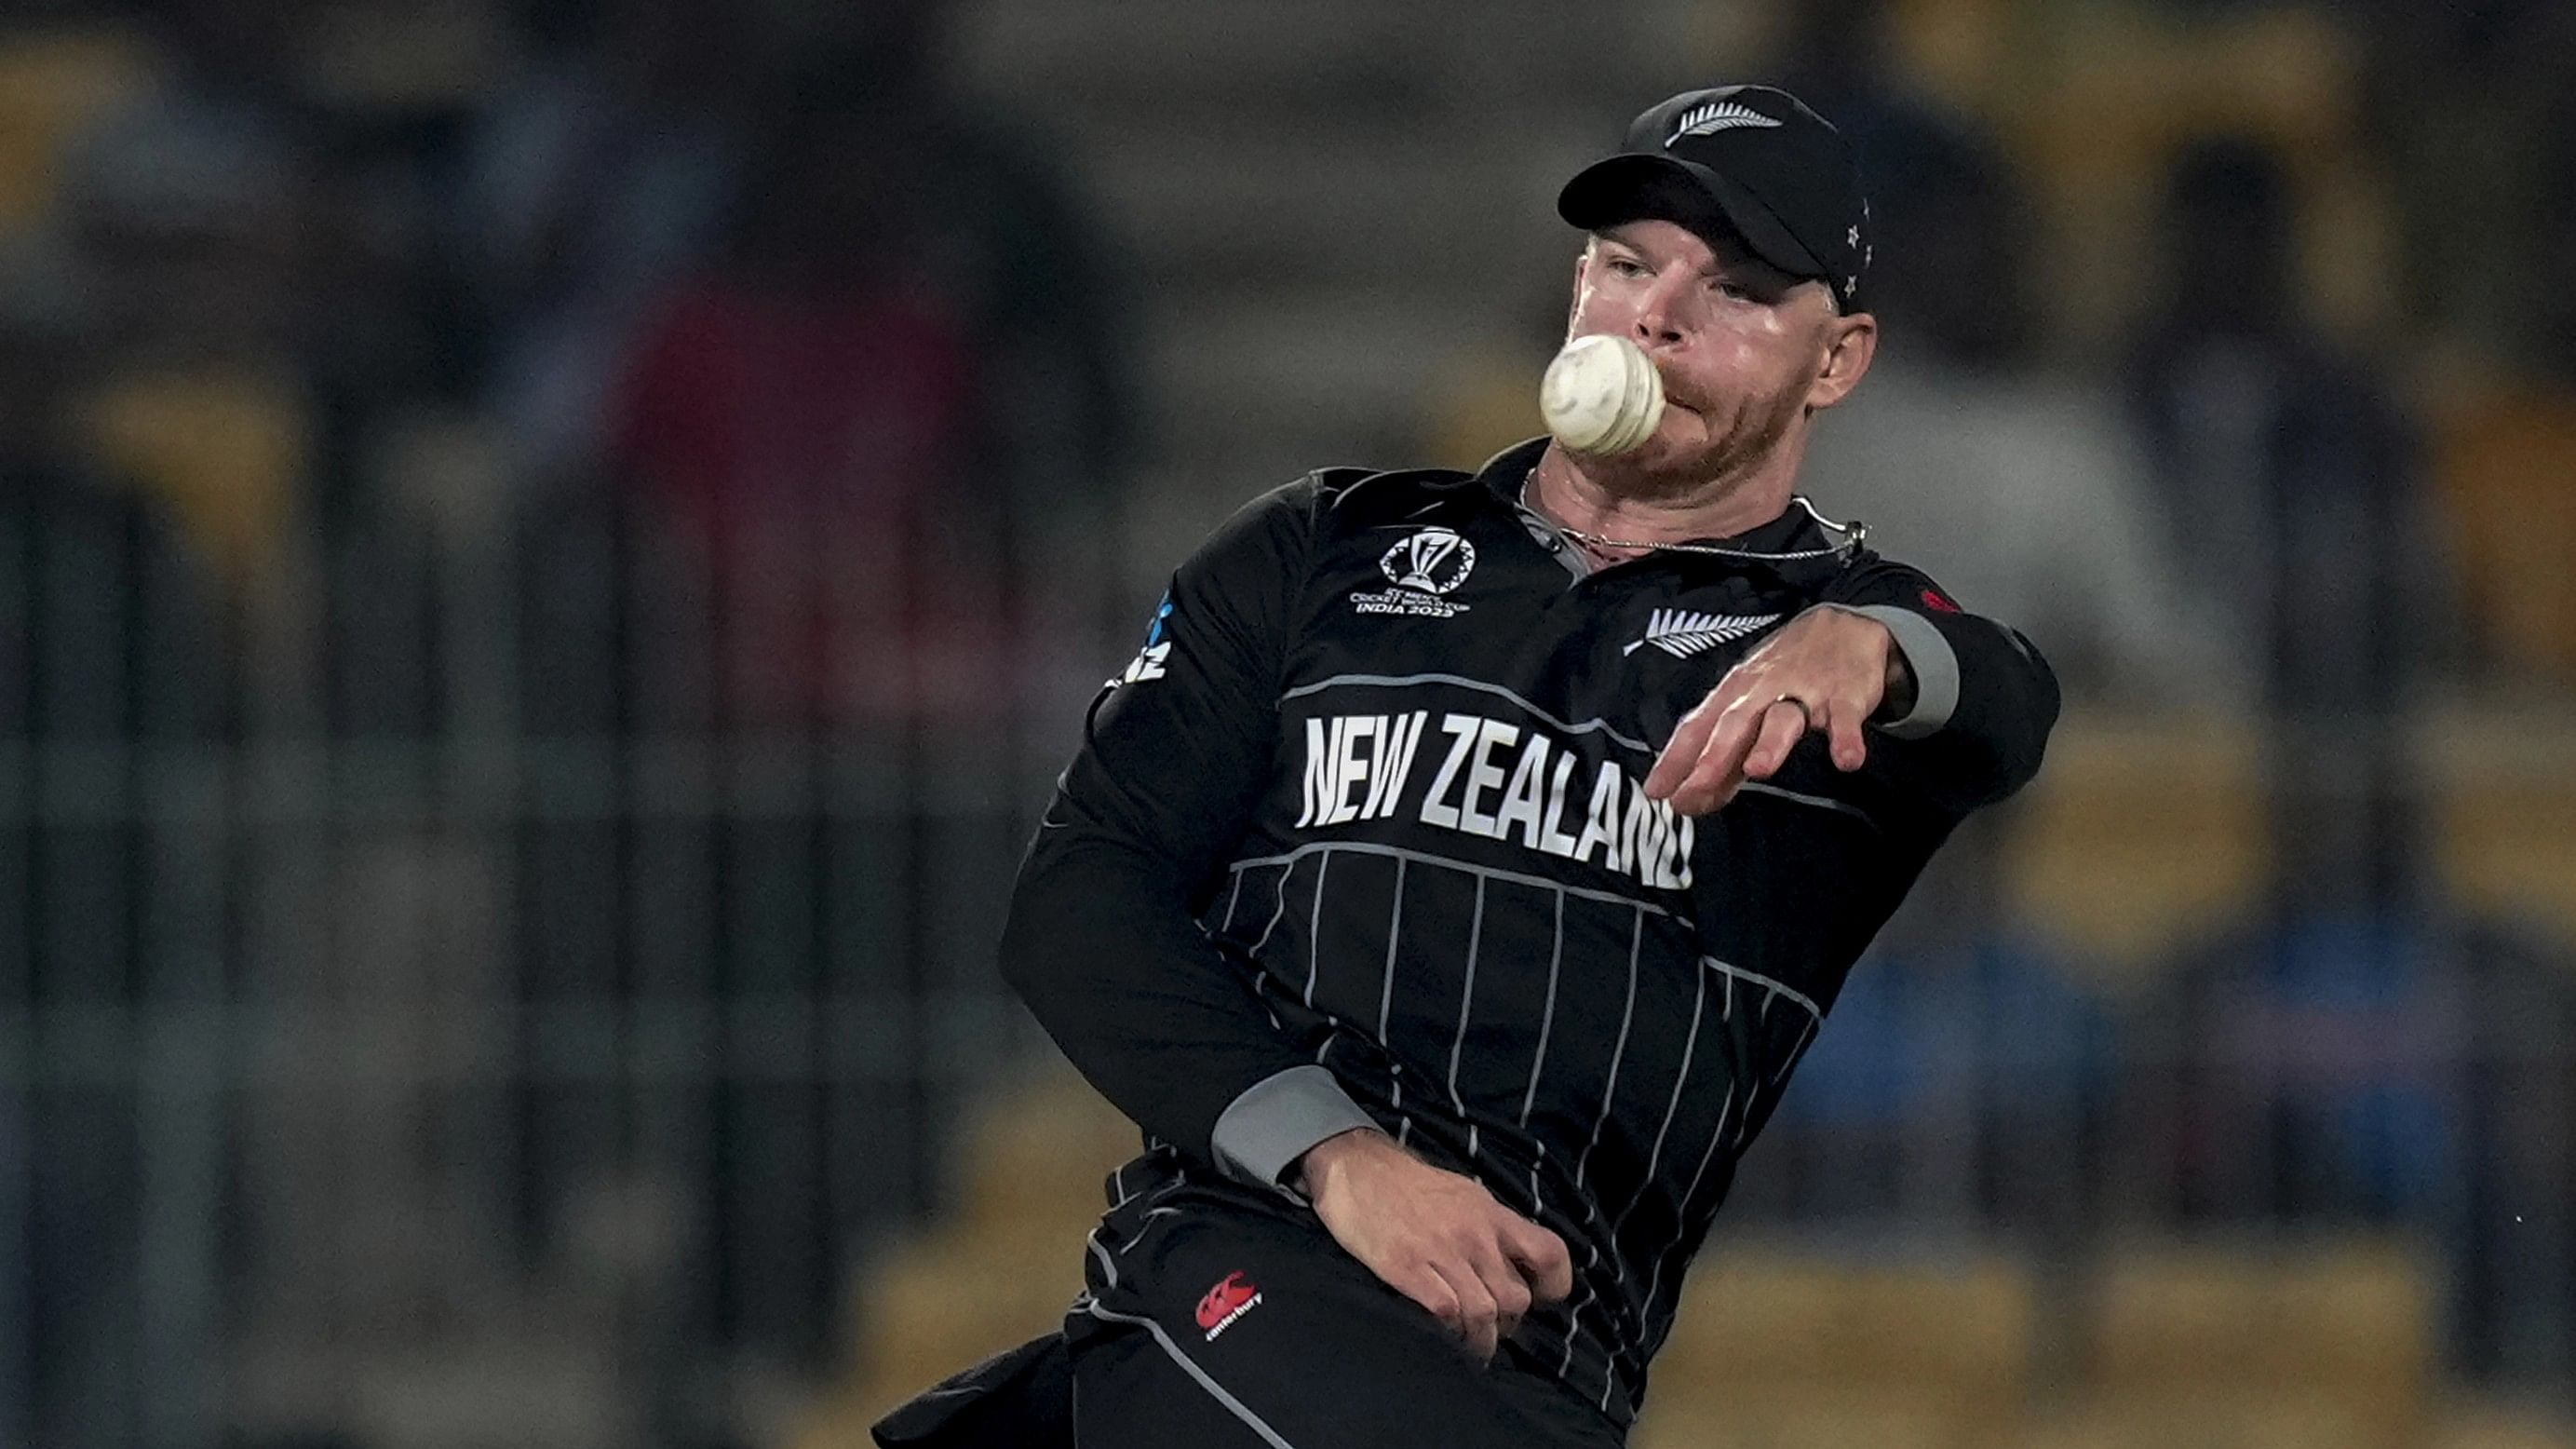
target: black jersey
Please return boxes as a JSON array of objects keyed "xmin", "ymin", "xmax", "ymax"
[{"xmin": 1001, "ymin": 437, "xmax": 2060, "ymax": 1427}]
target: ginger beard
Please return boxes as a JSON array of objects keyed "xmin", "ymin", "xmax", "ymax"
[{"xmin": 1559, "ymin": 329, "xmax": 1814, "ymax": 502}]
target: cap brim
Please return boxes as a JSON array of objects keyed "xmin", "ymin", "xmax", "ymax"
[{"xmin": 1558, "ymin": 154, "xmax": 1826, "ymax": 282}]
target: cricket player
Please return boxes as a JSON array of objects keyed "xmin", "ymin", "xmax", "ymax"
[{"xmin": 874, "ymin": 83, "xmax": 2060, "ymax": 1448}]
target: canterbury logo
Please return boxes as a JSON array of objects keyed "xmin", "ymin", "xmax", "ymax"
[
  {"xmin": 1668, "ymin": 100, "xmax": 1782, "ymax": 143},
  {"xmin": 1622, "ymin": 608, "xmax": 1784, "ymax": 658},
  {"xmin": 1195, "ymin": 1270, "xmax": 1263, "ymax": 1341}
]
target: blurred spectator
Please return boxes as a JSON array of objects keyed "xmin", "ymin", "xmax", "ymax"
[
  {"xmin": 1801, "ymin": 113, "xmax": 2242, "ymax": 705},
  {"xmin": 0, "ymin": 233, "xmax": 227, "ymax": 1449},
  {"xmin": 506, "ymin": 10, "xmax": 1139, "ymax": 1370},
  {"xmin": 602, "ymin": 28, "xmax": 1134, "ymax": 729},
  {"xmin": 1767, "ymin": 0, "xmax": 1929, "ymax": 157},
  {"xmin": 2124, "ymin": 136, "xmax": 2447, "ymax": 913},
  {"xmin": 2450, "ymin": 923, "xmax": 2576, "ymax": 1385},
  {"xmin": 2115, "ymin": 129, "xmax": 2562, "ymax": 1382},
  {"xmin": 55, "ymin": 0, "xmax": 314, "ymax": 371},
  {"xmin": 2151, "ymin": 914, "xmax": 2470, "ymax": 1226},
  {"xmin": 2354, "ymin": 0, "xmax": 2576, "ymax": 375},
  {"xmin": 2140, "ymin": 910, "xmax": 2576, "ymax": 1384},
  {"xmin": 1746, "ymin": 819, "xmax": 2119, "ymax": 1237},
  {"xmin": 608, "ymin": 77, "xmax": 995, "ymax": 728},
  {"xmin": 449, "ymin": 0, "xmax": 766, "ymax": 480}
]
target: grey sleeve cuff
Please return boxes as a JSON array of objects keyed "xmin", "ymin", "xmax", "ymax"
[
  {"xmin": 1844, "ymin": 604, "xmax": 1960, "ymax": 739},
  {"xmin": 1210, "ymin": 1063, "xmax": 1381, "ymax": 1189}
]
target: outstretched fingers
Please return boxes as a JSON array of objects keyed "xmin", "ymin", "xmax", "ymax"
[
  {"xmin": 1824, "ymin": 689, "xmax": 1871, "ymax": 771},
  {"xmin": 1652, "ymin": 697, "xmax": 1760, "ymax": 814},
  {"xmin": 1644, "ymin": 694, "xmax": 1726, "ymax": 802},
  {"xmin": 1651, "ymin": 607, "xmax": 1905, "ymax": 808},
  {"xmin": 1737, "ymin": 698, "xmax": 1813, "ymax": 783}
]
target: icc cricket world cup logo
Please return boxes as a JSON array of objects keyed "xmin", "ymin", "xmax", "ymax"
[
  {"xmin": 1380, "ymin": 527, "xmax": 1476, "ymax": 595},
  {"xmin": 1352, "ymin": 526, "xmax": 1476, "ymax": 618}
]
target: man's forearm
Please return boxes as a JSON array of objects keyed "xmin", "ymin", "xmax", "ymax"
[
  {"xmin": 1889, "ymin": 607, "xmax": 2057, "ymax": 801},
  {"xmin": 1289, "ymin": 1123, "xmax": 1395, "ymax": 1197},
  {"xmin": 1827, "ymin": 599, "xmax": 2058, "ymax": 806},
  {"xmin": 1001, "ymin": 822, "xmax": 1376, "ymax": 1186}
]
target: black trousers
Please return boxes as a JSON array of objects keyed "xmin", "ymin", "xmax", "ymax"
[{"xmin": 1061, "ymin": 1181, "xmax": 1626, "ymax": 1449}]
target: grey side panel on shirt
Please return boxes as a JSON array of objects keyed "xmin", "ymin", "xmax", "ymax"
[
  {"xmin": 1211, "ymin": 1063, "xmax": 1381, "ymax": 1187},
  {"xmin": 1842, "ymin": 603, "xmax": 1959, "ymax": 738}
]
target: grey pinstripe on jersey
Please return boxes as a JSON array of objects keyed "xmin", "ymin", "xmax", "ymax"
[{"xmin": 1207, "ymin": 833, "xmax": 1832, "ymax": 1419}]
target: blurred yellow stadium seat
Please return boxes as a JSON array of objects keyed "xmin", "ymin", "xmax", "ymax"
[
  {"xmin": 2432, "ymin": 387, "xmax": 2576, "ymax": 682},
  {"xmin": 1881, "ymin": 0, "xmax": 2018, "ymax": 115},
  {"xmin": 298, "ymin": 3, "xmax": 514, "ymax": 112},
  {"xmin": 2018, "ymin": 1391, "xmax": 2384, "ymax": 1449},
  {"xmin": 2423, "ymin": 701, "xmax": 2576, "ymax": 950},
  {"xmin": 76, "ymin": 365, "xmax": 311, "ymax": 590},
  {"xmin": 1651, "ymin": 1248, "xmax": 2035, "ymax": 1432},
  {"xmin": 2003, "ymin": 8, "xmax": 2377, "ymax": 351},
  {"xmin": 950, "ymin": 1069, "xmax": 1144, "ymax": 1240},
  {"xmin": 800, "ymin": 1069, "xmax": 1135, "ymax": 1446},
  {"xmin": 2002, "ymin": 711, "xmax": 2269, "ymax": 978},
  {"xmin": 848, "ymin": 1232, "xmax": 1083, "ymax": 1410},
  {"xmin": 2000, "ymin": 705, "xmax": 2576, "ymax": 962},
  {"xmin": 2087, "ymin": 1239, "xmax": 2434, "ymax": 1448},
  {"xmin": 2423, "ymin": 386, "xmax": 2576, "ymax": 937},
  {"xmin": 2432, "ymin": 1403, "xmax": 2576, "ymax": 1449},
  {"xmin": 0, "ymin": 25, "xmax": 155, "ymax": 230},
  {"xmin": 1632, "ymin": 1393, "xmax": 1972, "ymax": 1449}
]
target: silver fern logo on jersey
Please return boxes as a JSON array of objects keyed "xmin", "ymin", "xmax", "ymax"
[
  {"xmin": 1352, "ymin": 527, "xmax": 1475, "ymax": 618},
  {"xmin": 1667, "ymin": 100, "xmax": 1782, "ymax": 144},
  {"xmin": 1622, "ymin": 608, "xmax": 1783, "ymax": 659}
]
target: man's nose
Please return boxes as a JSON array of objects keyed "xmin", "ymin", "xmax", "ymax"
[{"xmin": 1630, "ymin": 278, "xmax": 1687, "ymax": 348}]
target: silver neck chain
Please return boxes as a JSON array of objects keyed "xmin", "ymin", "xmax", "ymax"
[{"xmin": 1526, "ymin": 483, "xmax": 1868, "ymax": 563}]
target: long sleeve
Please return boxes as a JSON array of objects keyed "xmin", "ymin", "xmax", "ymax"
[
  {"xmin": 1820, "ymin": 558, "xmax": 2063, "ymax": 816},
  {"xmin": 999, "ymin": 478, "xmax": 1377, "ymax": 1186}
]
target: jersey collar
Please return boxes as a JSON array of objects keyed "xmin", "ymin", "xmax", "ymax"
[{"xmin": 1471, "ymin": 437, "xmax": 1862, "ymax": 585}]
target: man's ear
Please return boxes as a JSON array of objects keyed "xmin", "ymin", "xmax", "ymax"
[
  {"xmin": 1806, "ymin": 309, "xmax": 1878, "ymax": 413},
  {"xmin": 1566, "ymin": 247, "xmax": 1589, "ymax": 334}
]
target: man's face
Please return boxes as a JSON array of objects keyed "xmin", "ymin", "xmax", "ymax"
[{"xmin": 1565, "ymin": 219, "xmax": 1869, "ymax": 484}]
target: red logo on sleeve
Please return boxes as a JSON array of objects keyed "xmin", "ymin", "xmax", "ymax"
[
  {"xmin": 1195, "ymin": 1270, "xmax": 1264, "ymax": 1340},
  {"xmin": 1919, "ymin": 588, "xmax": 1960, "ymax": 614}
]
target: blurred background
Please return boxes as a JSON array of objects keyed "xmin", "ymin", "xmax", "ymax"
[{"xmin": 0, "ymin": 0, "xmax": 2570, "ymax": 1446}]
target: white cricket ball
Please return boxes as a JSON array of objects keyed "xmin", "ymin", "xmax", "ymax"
[{"xmin": 1540, "ymin": 333, "xmax": 1666, "ymax": 455}]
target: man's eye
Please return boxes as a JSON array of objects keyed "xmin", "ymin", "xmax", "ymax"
[
  {"xmin": 1715, "ymin": 280, "xmax": 1752, "ymax": 301},
  {"xmin": 1607, "ymin": 258, "xmax": 1646, "ymax": 277}
]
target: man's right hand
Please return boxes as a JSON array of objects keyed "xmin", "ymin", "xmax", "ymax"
[{"xmin": 1293, "ymin": 1127, "xmax": 1575, "ymax": 1363}]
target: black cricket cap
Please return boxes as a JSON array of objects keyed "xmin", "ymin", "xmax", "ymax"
[{"xmin": 1558, "ymin": 84, "xmax": 1873, "ymax": 313}]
